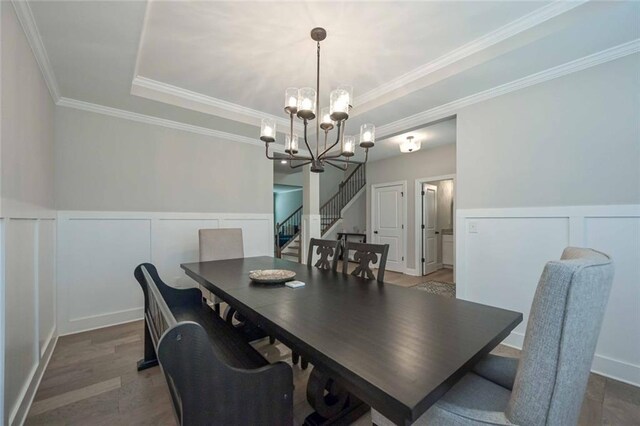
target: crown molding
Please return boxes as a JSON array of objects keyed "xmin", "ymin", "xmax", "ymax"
[
  {"xmin": 377, "ymin": 39, "xmax": 640, "ymax": 139},
  {"xmin": 354, "ymin": 0, "xmax": 587, "ymax": 110},
  {"xmin": 56, "ymin": 97, "xmax": 286, "ymax": 153},
  {"xmin": 131, "ymin": 76, "xmax": 302, "ymax": 133},
  {"xmin": 11, "ymin": 0, "xmax": 61, "ymax": 102}
]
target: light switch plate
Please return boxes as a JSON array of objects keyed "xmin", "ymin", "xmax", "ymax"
[{"xmin": 468, "ymin": 221, "xmax": 478, "ymax": 233}]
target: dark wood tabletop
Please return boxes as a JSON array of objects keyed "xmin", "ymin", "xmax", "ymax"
[{"xmin": 181, "ymin": 256, "xmax": 522, "ymax": 425}]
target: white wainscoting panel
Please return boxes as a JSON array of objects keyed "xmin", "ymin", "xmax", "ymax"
[
  {"xmin": 464, "ymin": 217, "xmax": 569, "ymax": 338},
  {"xmin": 5, "ymin": 219, "xmax": 38, "ymax": 421},
  {"xmin": 57, "ymin": 211, "xmax": 274, "ymax": 335},
  {"xmin": 58, "ymin": 218, "xmax": 150, "ymax": 334},
  {"xmin": 584, "ymin": 217, "xmax": 640, "ymax": 384},
  {"xmin": 456, "ymin": 205, "xmax": 640, "ymax": 386},
  {"xmin": 152, "ymin": 219, "xmax": 220, "ymax": 288},
  {"xmin": 37, "ymin": 219, "xmax": 56, "ymax": 357},
  {"xmin": 221, "ymin": 217, "xmax": 273, "ymax": 257}
]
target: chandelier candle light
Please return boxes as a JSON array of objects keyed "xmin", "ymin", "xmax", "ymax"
[{"xmin": 260, "ymin": 27, "xmax": 376, "ymax": 173}]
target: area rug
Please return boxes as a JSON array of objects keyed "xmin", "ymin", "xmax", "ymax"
[{"xmin": 413, "ymin": 281, "xmax": 456, "ymax": 298}]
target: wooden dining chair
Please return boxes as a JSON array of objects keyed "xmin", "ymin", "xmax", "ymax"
[
  {"xmin": 199, "ymin": 228, "xmax": 244, "ymax": 314},
  {"xmin": 307, "ymin": 238, "xmax": 342, "ymax": 271},
  {"xmin": 342, "ymin": 241, "xmax": 389, "ymax": 283},
  {"xmin": 290, "ymin": 238, "xmax": 343, "ymax": 370}
]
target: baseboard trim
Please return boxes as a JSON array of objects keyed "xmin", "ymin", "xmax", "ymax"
[
  {"xmin": 591, "ymin": 353, "xmax": 640, "ymax": 387},
  {"xmin": 403, "ymin": 268, "xmax": 419, "ymax": 277},
  {"xmin": 500, "ymin": 331, "xmax": 640, "ymax": 387},
  {"xmin": 63, "ymin": 307, "xmax": 143, "ymax": 335},
  {"xmin": 9, "ymin": 332, "xmax": 58, "ymax": 426}
]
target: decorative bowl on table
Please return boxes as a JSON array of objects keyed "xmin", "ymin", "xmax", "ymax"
[{"xmin": 248, "ymin": 269, "xmax": 296, "ymax": 284}]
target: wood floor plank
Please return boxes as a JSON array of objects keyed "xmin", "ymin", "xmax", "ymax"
[
  {"xmin": 26, "ymin": 314, "xmax": 640, "ymax": 425},
  {"xmin": 29, "ymin": 377, "xmax": 122, "ymax": 416}
]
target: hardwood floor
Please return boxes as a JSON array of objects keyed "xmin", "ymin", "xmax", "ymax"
[
  {"xmin": 341, "ymin": 261, "xmax": 455, "ymax": 288},
  {"xmin": 26, "ymin": 320, "xmax": 639, "ymax": 425}
]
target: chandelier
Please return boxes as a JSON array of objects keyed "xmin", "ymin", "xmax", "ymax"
[{"xmin": 260, "ymin": 27, "xmax": 375, "ymax": 173}]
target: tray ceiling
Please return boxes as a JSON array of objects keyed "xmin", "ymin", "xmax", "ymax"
[{"xmin": 23, "ymin": 1, "xmax": 640, "ymax": 161}]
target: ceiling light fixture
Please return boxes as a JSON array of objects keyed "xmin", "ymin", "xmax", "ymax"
[
  {"xmin": 260, "ymin": 27, "xmax": 375, "ymax": 173},
  {"xmin": 400, "ymin": 136, "xmax": 421, "ymax": 153},
  {"xmin": 280, "ymin": 160, "xmax": 287, "ymax": 164}
]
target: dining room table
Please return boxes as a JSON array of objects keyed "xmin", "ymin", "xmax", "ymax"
[{"xmin": 181, "ymin": 256, "xmax": 522, "ymax": 426}]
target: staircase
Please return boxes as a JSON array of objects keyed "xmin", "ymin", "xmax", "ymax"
[
  {"xmin": 274, "ymin": 206, "xmax": 302, "ymax": 261},
  {"xmin": 275, "ymin": 163, "xmax": 366, "ymax": 260},
  {"xmin": 320, "ymin": 163, "xmax": 366, "ymax": 234}
]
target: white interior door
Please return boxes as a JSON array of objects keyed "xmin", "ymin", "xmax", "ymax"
[
  {"xmin": 372, "ymin": 183, "xmax": 404, "ymax": 272},
  {"xmin": 422, "ymin": 183, "xmax": 439, "ymax": 275}
]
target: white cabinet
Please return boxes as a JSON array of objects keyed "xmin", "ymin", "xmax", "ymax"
[{"xmin": 442, "ymin": 234, "xmax": 454, "ymax": 266}]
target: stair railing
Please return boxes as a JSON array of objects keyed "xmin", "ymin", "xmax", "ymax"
[
  {"xmin": 275, "ymin": 206, "xmax": 302, "ymax": 258},
  {"xmin": 319, "ymin": 163, "xmax": 366, "ymax": 235}
]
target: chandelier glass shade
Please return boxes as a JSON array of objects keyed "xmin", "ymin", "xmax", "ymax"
[{"xmin": 260, "ymin": 27, "xmax": 375, "ymax": 173}]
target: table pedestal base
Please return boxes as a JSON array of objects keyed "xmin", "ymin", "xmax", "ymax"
[{"xmin": 305, "ymin": 368, "xmax": 370, "ymax": 425}]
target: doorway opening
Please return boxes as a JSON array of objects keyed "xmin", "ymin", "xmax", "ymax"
[{"xmin": 417, "ymin": 175, "xmax": 455, "ymax": 284}]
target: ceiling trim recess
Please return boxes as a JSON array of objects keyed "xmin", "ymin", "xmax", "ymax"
[
  {"xmin": 376, "ymin": 39, "xmax": 640, "ymax": 140},
  {"xmin": 131, "ymin": 76, "xmax": 302, "ymax": 132},
  {"xmin": 129, "ymin": 1, "xmax": 586, "ymax": 127},
  {"xmin": 57, "ymin": 97, "xmax": 286, "ymax": 152},
  {"xmin": 11, "ymin": 0, "xmax": 61, "ymax": 103},
  {"xmin": 12, "ymin": 0, "xmax": 638, "ymax": 156},
  {"xmin": 353, "ymin": 0, "xmax": 587, "ymax": 110}
]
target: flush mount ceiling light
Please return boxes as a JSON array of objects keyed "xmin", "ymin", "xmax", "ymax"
[
  {"xmin": 260, "ymin": 27, "xmax": 376, "ymax": 173},
  {"xmin": 400, "ymin": 136, "xmax": 421, "ymax": 153}
]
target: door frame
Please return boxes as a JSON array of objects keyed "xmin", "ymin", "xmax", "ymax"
[
  {"xmin": 422, "ymin": 183, "xmax": 441, "ymax": 275},
  {"xmin": 370, "ymin": 180, "xmax": 408, "ymax": 274},
  {"xmin": 414, "ymin": 174, "xmax": 456, "ymax": 278}
]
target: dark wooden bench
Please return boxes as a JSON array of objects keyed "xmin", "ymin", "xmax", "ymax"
[{"xmin": 134, "ymin": 263, "xmax": 293, "ymax": 425}]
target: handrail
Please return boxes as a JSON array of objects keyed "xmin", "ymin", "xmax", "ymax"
[
  {"xmin": 319, "ymin": 163, "xmax": 364, "ymax": 212},
  {"xmin": 275, "ymin": 206, "xmax": 303, "ymax": 258},
  {"xmin": 278, "ymin": 206, "xmax": 302, "ymax": 228},
  {"xmin": 275, "ymin": 162, "xmax": 366, "ymax": 258},
  {"xmin": 319, "ymin": 163, "xmax": 366, "ymax": 235}
]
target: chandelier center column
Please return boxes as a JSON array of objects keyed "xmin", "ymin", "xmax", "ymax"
[{"xmin": 302, "ymin": 163, "xmax": 321, "ymax": 264}]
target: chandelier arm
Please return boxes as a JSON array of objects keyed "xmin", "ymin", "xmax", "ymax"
[
  {"xmin": 325, "ymin": 160, "xmax": 348, "ymax": 171},
  {"xmin": 302, "ymin": 119, "xmax": 316, "ymax": 161},
  {"xmin": 318, "ymin": 121, "xmax": 342, "ymax": 159},
  {"xmin": 289, "ymin": 160, "xmax": 312, "ymax": 169},
  {"xmin": 265, "ymin": 144, "xmax": 278, "ymax": 160},
  {"xmin": 289, "ymin": 113, "xmax": 294, "ymax": 157},
  {"xmin": 324, "ymin": 157, "xmax": 362, "ymax": 164},
  {"xmin": 322, "ymin": 152, "xmax": 345, "ymax": 160},
  {"xmin": 316, "ymin": 40, "xmax": 320, "ymax": 159},
  {"xmin": 324, "ymin": 130, "xmax": 328, "ymax": 152}
]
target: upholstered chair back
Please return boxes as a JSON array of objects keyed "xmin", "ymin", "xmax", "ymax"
[
  {"xmin": 507, "ymin": 247, "xmax": 614, "ymax": 425},
  {"xmin": 199, "ymin": 228, "xmax": 244, "ymax": 261}
]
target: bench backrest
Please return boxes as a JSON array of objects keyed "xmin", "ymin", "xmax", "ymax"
[{"xmin": 134, "ymin": 263, "xmax": 294, "ymax": 426}]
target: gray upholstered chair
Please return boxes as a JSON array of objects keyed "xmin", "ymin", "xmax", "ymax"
[
  {"xmin": 373, "ymin": 247, "xmax": 614, "ymax": 426},
  {"xmin": 198, "ymin": 228, "xmax": 244, "ymax": 314}
]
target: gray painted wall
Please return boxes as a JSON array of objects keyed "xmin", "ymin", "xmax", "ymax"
[
  {"xmin": 274, "ymin": 172, "xmax": 302, "ymax": 187},
  {"xmin": 457, "ymin": 54, "xmax": 640, "ymax": 209},
  {"xmin": 274, "ymin": 164, "xmax": 355, "ymax": 207},
  {"xmin": 54, "ymin": 107, "xmax": 273, "ymax": 213},
  {"xmin": 2, "ymin": 3, "xmax": 56, "ymax": 424},
  {"xmin": 2, "ymin": 4, "xmax": 55, "ymax": 216},
  {"xmin": 366, "ymin": 143, "xmax": 457, "ymax": 270}
]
